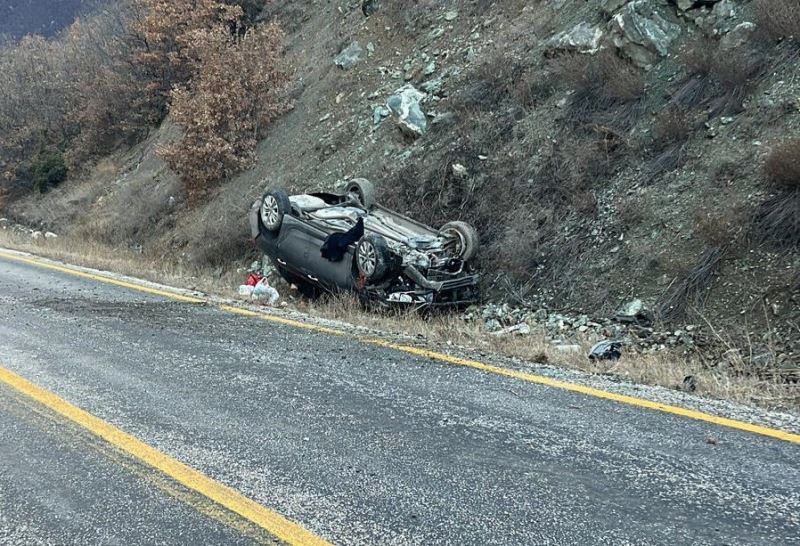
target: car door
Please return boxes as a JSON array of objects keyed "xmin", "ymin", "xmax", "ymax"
[{"xmin": 277, "ymin": 216, "xmax": 352, "ymax": 289}]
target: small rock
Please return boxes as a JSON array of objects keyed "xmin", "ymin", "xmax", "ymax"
[
  {"xmin": 372, "ymin": 105, "xmax": 390, "ymax": 125},
  {"xmin": 386, "ymin": 84, "xmax": 428, "ymax": 137},
  {"xmin": 492, "ymin": 323, "xmax": 531, "ymax": 336},
  {"xmin": 44, "ymin": 231, "xmax": 58, "ymax": 239},
  {"xmin": 428, "ymin": 27, "xmax": 445, "ymax": 41},
  {"xmin": 720, "ymin": 22, "xmax": 755, "ymax": 50},
  {"xmin": 679, "ymin": 375, "xmax": 697, "ymax": 392},
  {"xmin": 362, "ymin": 0, "xmax": 379, "ymax": 17},
  {"xmin": 420, "ymin": 76, "xmax": 444, "ymax": 95},
  {"xmin": 444, "ymin": 10, "xmax": 458, "ymax": 21},
  {"xmin": 452, "ymin": 163, "xmax": 468, "ymax": 178},
  {"xmin": 334, "ymin": 42, "xmax": 363, "ymax": 70},
  {"xmin": 616, "ymin": 298, "xmax": 652, "ymax": 325},
  {"xmin": 546, "ymin": 22, "xmax": 605, "ymax": 55}
]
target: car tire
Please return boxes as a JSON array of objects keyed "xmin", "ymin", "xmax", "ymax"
[
  {"xmin": 439, "ymin": 221, "xmax": 479, "ymax": 261},
  {"xmin": 355, "ymin": 233, "xmax": 394, "ymax": 281},
  {"xmin": 345, "ymin": 178, "xmax": 376, "ymax": 210},
  {"xmin": 260, "ymin": 189, "xmax": 291, "ymax": 232}
]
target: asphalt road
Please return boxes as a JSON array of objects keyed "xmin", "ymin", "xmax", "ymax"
[{"xmin": 0, "ymin": 253, "xmax": 798, "ymax": 546}]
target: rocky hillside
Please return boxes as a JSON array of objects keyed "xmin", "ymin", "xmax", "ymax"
[{"xmin": 5, "ymin": 0, "xmax": 800, "ymax": 373}]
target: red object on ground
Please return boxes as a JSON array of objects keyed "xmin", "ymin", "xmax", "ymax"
[{"xmin": 246, "ymin": 273, "xmax": 264, "ymax": 287}]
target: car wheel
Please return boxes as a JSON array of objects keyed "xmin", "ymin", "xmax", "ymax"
[
  {"xmin": 356, "ymin": 234, "xmax": 394, "ymax": 281},
  {"xmin": 260, "ymin": 189, "xmax": 291, "ymax": 232},
  {"xmin": 345, "ymin": 178, "xmax": 376, "ymax": 210},
  {"xmin": 439, "ymin": 221, "xmax": 479, "ymax": 261}
]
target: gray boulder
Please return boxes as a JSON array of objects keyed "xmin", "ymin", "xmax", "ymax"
[
  {"xmin": 334, "ymin": 42, "xmax": 363, "ymax": 70},
  {"xmin": 546, "ymin": 22, "xmax": 605, "ymax": 54},
  {"xmin": 616, "ymin": 298, "xmax": 652, "ymax": 324},
  {"xmin": 362, "ymin": 0, "xmax": 379, "ymax": 17},
  {"xmin": 720, "ymin": 22, "xmax": 756, "ymax": 50},
  {"xmin": 610, "ymin": 0, "xmax": 682, "ymax": 68},
  {"xmin": 386, "ymin": 85, "xmax": 428, "ymax": 137}
]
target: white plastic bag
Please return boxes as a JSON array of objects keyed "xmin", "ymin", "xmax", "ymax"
[{"xmin": 252, "ymin": 279, "xmax": 280, "ymax": 305}]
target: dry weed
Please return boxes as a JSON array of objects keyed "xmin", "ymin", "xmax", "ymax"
[
  {"xmin": 551, "ymin": 50, "xmax": 646, "ymax": 127},
  {"xmin": 675, "ymin": 38, "xmax": 765, "ymax": 116},
  {"xmin": 754, "ymin": 0, "xmax": 800, "ymax": 45},
  {"xmin": 764, "ymin": 139, "xmax": 800, "ymax": 191}
]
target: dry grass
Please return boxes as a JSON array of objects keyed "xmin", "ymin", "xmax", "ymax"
[
  {"xmin": 753, "ymin": 193, "xmax": 800, "ymax": 249},
  {"xmin": 300, "ymin": 294, "xmax": 796, "ymax": 409},
  {"xmin": 764, "ymin": 139, "xmax": 800, "ymax": 191},
  {"xmin": 754, "ymin": 140, "xmax": 800, "ymax": 249},
  {"xmin": 646, "ymin": 109, "xmax": 693, "ymax": 178},
  {"xmin": 675, "ymin": 38, "xmax": 764, "ymax": 116},
  {"xmin": 692, "ymin": 197, "xmax": 747, "ymax": 248},
  {"xmin": 551, "ymin": 50, "xmax": 646, "ymax": 127},
  {"xmin": 754, "ymin": 0, "xmax": 800, "ymax": 45},
  {"xmin": 656, "ymin": 246, "xmax": 726, "ymax": 322},
  {"xmin": 1, "ymin": 227, "xmax": 797, "ymax": 410}
]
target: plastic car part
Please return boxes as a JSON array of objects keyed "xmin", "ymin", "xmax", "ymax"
[
  {"xmin": 261, "ymin": 189, "xmax": 291, "ymax": 232},
  {"xmin": 439, "ymin": 221, "xmax": 479, "ymax": 261},
  {"xmin": 345, "ymin": 178, "xmax": 376, "ymax": 210},
  {"xmin": 588, "ymin": 340, "xmax": 623, "ymax": 361}
]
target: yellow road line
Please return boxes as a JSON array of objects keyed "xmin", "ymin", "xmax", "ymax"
[
  {"xmin": 364, "ymin": 340, "xmax": 800, "ymax": 445},
  {"xmin": 2, "ymin": 248, "xmax": 799, "ymax": 445},
  {"xmin": 0, "ymin": 365, "xmax": 332, "ymax": 546},
  {"xmin": 0, "ymin": 250, "xmax": 205, "ymax": 304}
]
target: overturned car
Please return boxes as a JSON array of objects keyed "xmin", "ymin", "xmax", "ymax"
[{"xmin": 249, "ymin": 179, "xmax": 480, "ymax": 307}]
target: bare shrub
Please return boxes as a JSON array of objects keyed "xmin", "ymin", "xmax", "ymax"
[
  {"xmin": 657, "ymin": 247, "xmax": 726, "ymax": 321},
  {"xmin": 753, "ymin": 140, "xmax": 800, "ymax": 248},
  {"xmin": 764, "ymin": 139, "xmax": 800, "ymax": 191},
  {"xmin": 535, "ymin": 130, "xmax": 627, "ymax": 205},
  {"xmin": 753, "ymin": 193, "xmax": 800, "ymax": 249},
  {"xmin": 647, "ymin": 109, "xmax": 693, "ymax": 177},
  {"xmin": 454, "ymin": 55, "xmax": 521, "ymax": 112},
  {"xmin": 551, "ymin": 50, "xmax": 645, "ymax": 126},
  {"xmin": 617, "ymin": 196, "xmax": 649, "ymax": 229},
  {"xmin": 160, "ymin": 22, "xmax": 290, "ymax": 201},
  {"xmin": 693, "ymin": 201, "xmax": 746, "ymax": 248},
  {"xmin": 754, "ymin": 0, "xmax": 800, "ymax": 45},
  {"xmin": 674, "ymin": 39, "xmax": 764, "ymax": 115},
  {"xmin": 714, "ymin": 158, "xmax": 742, "ymax": 185},
  {"xmin": 652, "ymin": 109, "xmax": 692, "ymax": 150},
  {"xmin": 510, "ymin": 66, "xmax": 556, "ymax": 109}
]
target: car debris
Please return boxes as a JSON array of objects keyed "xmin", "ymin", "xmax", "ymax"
[
  {"xmin": 238, "ymin": 273, "xmax": 280, "ymax": 305},
  {"xmin": 249, "ymin": 178, "xmax": 480, "ymax": 308},
  {"xmin": 252, "ymin": 279, "xmax": 280, "ymax": 304},
  {"xmin": 588, "ymin": 340, "xmax": 623, "ymax": 361}
]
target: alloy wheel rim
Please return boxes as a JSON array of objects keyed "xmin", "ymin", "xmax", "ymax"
[
  {"xmin": 358, "ymin": 242, "xmax": 377, "ymax": 275},
  {"xmin": 443, "ymin": 228, "xmax": 465, "ymax": 257},
  {"xmin": 261, "ymin": 195, "xmax": 280, "ymax": 228}
]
